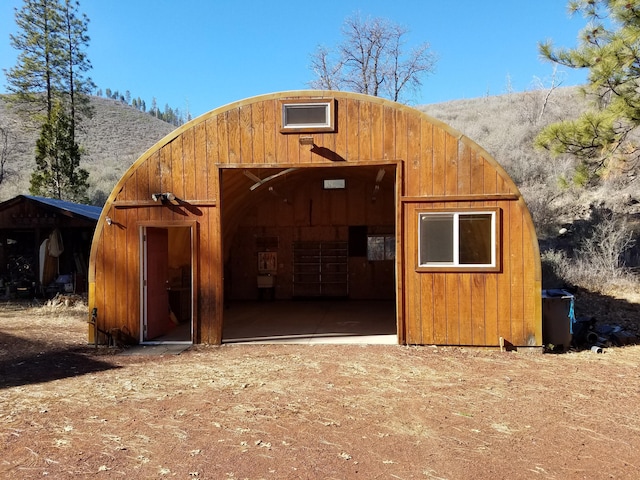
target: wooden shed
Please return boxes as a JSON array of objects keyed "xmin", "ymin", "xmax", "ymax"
[
  {"xmin": 0, "ymin": 195, "xmax": 100, "ymax": 297},
  {"xmin": 88, "ymin": 91, "xmax": 541, "ymax": 348}
]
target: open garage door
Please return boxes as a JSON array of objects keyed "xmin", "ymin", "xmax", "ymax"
[{"xmin": 219, "ymin": 164, "xmax": 398, "ymax": 344}]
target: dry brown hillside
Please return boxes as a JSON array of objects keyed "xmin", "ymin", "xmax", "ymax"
[{"xmin": 0, "ymin": 95, "xmax": 174, "ymax": 204}]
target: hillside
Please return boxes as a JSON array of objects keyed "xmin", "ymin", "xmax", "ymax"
[{"xmin": 0, "ymin": 95, "xmax": 175, "ymax": 204}]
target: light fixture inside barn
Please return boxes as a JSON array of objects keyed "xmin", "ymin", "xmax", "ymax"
[{"xmin": 371, "ymin": 168, "xmax": 386, "ymax": 203}]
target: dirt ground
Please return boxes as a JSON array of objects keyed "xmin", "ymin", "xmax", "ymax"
[{"xmin": 1, "ymin": 301, "xmax": 640, "ymax": 479}]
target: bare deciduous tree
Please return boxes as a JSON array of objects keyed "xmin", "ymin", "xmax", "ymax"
[
  {"xmin": 309, "ymin": 13, "xmax": 437, "ymax": 103},
  {"xmin": 0, "ymin": 123, "xmax": 20, "ymax": 187}
]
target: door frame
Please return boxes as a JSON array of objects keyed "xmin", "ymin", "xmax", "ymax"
[{"xmin": 139, "ymin": 221, "xmax": 197, "ymax": 344}]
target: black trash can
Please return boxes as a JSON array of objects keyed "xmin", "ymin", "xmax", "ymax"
[{"xmin": 542, "ymin": 289, "xmax": 576, "ymax": 350}]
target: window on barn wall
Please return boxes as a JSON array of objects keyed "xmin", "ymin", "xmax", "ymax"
[
  {"xmin": 367, "ymin": 234, "xmax": 395, "ymax": 261},
  {"xmin": 280, "ymin": 98, "xmax": 335, "ymax": 132},
  {"xmin": 417, "ymin": 208, "xmax": 501, "ymax": 272}
]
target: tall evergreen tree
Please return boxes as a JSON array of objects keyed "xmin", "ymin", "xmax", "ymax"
[
  {"xmin": 5, "ymin": 0, "xmax": 65, "ymax": 118},
  {"xmin": 6, "ymin": 0, "xmax": 94, "ymax": 200},
  {"xmin": 59, "ymin": 0, "xmax": 95, "ymax": 143},
  {"xmin": 536, "ymin": 0, "xmax": 640, "ymax": 177},
  {"xmin": 30, "ymin": 100, "xmax": 89, "ymax": 202}
]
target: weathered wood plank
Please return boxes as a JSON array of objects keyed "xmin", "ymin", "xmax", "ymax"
[
  {"xmin": 359, "ymin": 100, "xmax": 372, "ymax": 160},
  {"xmin": 182, "ymin": 127, "xmax": 196, "ymax": 201},
  {"xmin": 458, "ymin": 274, "xmax": 473, "ymax": 345},
  {"xmin": 217, "ymin": 112, "xmax": 229, "ymax": 164},
  {"xmin": 486, "ymin": 161, "xmax": 500, "ymax": 195},
  {"xmin": 252, "ymin": 102, "xmax": 265, "ymax": 162},
  {"xmin": 406, "ymin": 203, "xmax": 424, "ymax": 343},
  {"xmin": 497, "ymin": 201, "xmax": 512, "ymax": 343},
  {"xmin": 195, "ymin": 121, "xmax": 209, "ymax": 201},
  {"xmin": 471, "ymin": 274, "xmax": 486, "ymax": 345},
  {"xmin": 405, "ymin": 114, "xmax": 421, "ymax": 197},
  {"xmin": 395, "ymin": 109, "xmax": 407, "ymax": 169},
  {"xmin": 210, "ymin": 172, "xmax": 224, "ymax": 344},
  {"xmin": 170, "ymin": 137, "xmax": 185, "ymax": 222},
  {"xmin": 432, "ymin": 273, "xmax": 447, "ymax": 344},
  {"xmin": 444, "ymin": 135, "xmax": 459, "ymax": 196},
  {"xmin": 382, "ymin": 105, "xmax": 395, "ymax": 161},
  {"xmin": 510, "ymin": 203, "xmax": 525, "ymax": 344},
  {"xmin": 457, "ymin": 141, "xmax": 472, "ymax": 196},
  {"xmin": 263, "ymin": 99, "xmax": 276, "ymax": 163},
  {"xmin": 226, "ymin": 108, "xmax": 240, "ymax": 164},
  {"xmin": 240, "ymin": 104, "xmax": 253, "ymax": 163},
  {"xmin": 370, "ymin": 102, "xmax": 383, "ymax": 160},
  {"xmin": 470, "ymin": 150, "xmax": 484, "ymax": 195},
  {"xmin": 432, "ymin": 126, "xmax": 446, "ymax": 196},
  {"xmin": 484, "ymin": 273, "xmax": 499, "ymax": 346},
  {"xmin": 346, "ymin": 99, "xmax": 360, "ymax": 161},
  {"xmin": 445, "ymin": 274, "xmax": 460, "ymax": 344},
  {"xmin": 419, "ymin": 119, "xmax": 434, "ymax": 196}
]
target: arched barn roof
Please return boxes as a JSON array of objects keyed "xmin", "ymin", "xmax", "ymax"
[
  {"xmin": 101, "ymin": 90, "xmax": 525, "ymax": 212},
  {"xmin": 89, "ymin": 91, "xmax": 541, "ymax": 348}
]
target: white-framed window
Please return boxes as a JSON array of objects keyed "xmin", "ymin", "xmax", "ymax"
[
  {"xmin": 280, "ymin": 99, "xmax": 335, "ymax": 132},
  {"xmin": 417, "ymin": 208, "xmax": 501, "ymax": 271}
]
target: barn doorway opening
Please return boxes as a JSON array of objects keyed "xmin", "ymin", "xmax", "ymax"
[
  {"xmin": 141, "ymin": 225, "xmax": 193, "ymax": 344},
  {"xmin": 220, "ymin": 164, "xmax": 398, "ymax": 343}
]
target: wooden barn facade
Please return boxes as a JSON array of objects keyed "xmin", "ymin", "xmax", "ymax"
[{"xmin": 88, "ymin": 91, "xmax": 541, "ymax": 348}]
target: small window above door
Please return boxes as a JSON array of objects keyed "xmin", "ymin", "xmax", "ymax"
[{"xmin": 280, "ymin": 98, "xmax": 335, "ymax": 133}]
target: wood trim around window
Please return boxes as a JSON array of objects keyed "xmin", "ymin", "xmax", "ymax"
[
  {"xmin": 279, "ymin": 98, "xmax": 336, "ymax": 133},
  {"xmin": 415, "ymin": 207, "xmax": 502, "ymax": 273}
]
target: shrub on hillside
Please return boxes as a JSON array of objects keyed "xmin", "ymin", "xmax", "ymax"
[{"xmin": 541, "ymin": 210, "xmax": 637, "ymax": 292}]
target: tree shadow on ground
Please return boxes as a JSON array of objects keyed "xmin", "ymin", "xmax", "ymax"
[{"xmin": 0, "ymin": 331, "xmax": 120, "ymax": 389}]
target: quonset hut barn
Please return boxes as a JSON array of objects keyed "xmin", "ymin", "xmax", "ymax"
[{"xmin": 88, "ymin": 91, "xmax": 541, "ymax": 348}]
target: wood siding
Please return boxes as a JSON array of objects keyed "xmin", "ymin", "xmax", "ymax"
[{"xmin": 89, "ymin": 91, "xmax": 541, "ymax": 347}]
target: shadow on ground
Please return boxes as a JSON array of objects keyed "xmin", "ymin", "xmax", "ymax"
[{"xmin": 0, "ymin": 331, "xmax": 120, "ymax": 389}]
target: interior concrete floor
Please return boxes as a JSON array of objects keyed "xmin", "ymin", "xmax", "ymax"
[{"xmin": 222, "ymin": 299, "xmax": 398, "ymax": 344}]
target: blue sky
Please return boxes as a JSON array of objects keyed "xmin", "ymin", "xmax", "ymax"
[{"xmin": 1, "ymin": 0, "xmax": 589, "ymax": 119}]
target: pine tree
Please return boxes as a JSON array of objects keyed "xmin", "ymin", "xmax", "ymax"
[
  {"xmin": 30, "ymin": 100, "xmax": 89, "ymax": 202},
  {"xmin": 5, "ymin": 0, "xmax": 65, "ymax": 118},
  {"xmin": 58, "ymin": 0, "xmax": 95, "ymax": 143},
  {"xmin": 6, "ymin": 0, "xmax": 94, "ymax": 201},
  {"xmin": 536, "ymin": 0, "xmax": 640, "ymax": 177}
]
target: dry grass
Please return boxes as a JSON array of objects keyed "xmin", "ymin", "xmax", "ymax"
[
  {"xmin": 2, "ymin": 303, "xmax": 640, "ymax": 478},
  {"xmin": 0, "ymin": 96, "xmax": 174, "ymax": 204}
]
